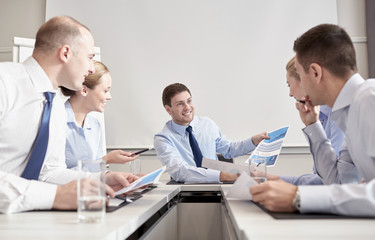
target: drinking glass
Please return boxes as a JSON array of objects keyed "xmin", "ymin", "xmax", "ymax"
[
  {"xmin": 249, "ymin": 157, "xmax": 267, "ymax": 183},
  {"xmin": 77, "ymin": 158, "xmax": 106, "ymax": 223}
]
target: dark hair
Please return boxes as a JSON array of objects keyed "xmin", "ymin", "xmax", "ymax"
[
  {"xmin": 162, "ymin": 83, "xmax": 191, "ymax": 107},
  {"xmin": 61, "ymin": 60, "xmax": 109, "ymax": 96},
  {"xmin": 293, "ymin": 24, "xmax": 357, "ymax": 78}
]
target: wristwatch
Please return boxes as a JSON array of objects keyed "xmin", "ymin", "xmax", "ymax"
[{"xmin": 292, "ymin": 189, "xmax": 301, "ymax": 212}]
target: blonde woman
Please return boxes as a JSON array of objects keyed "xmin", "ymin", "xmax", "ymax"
[{"xmin": 62, "ymin": 61, "xmax": 139, "ymax": 169}]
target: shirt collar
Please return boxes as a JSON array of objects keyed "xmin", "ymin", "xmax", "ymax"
[
  {"xmin": 65, "ymin": 101, "xmax": 76, "ymax": 124},
  {"xmin": 319, "ymin": 105, "xmax": 330, "ymax": 117},
  {"xmin": 65, "ymin": 100, "xmax": 92, "ymax": 130},
  {"xmin": 332, "ymin": 73, "xmax": 365, "ymax": 112},
  {"xmin": 171, "ymin": 117, "xmax": 197, "ymax": 136},
  {"xmin": 23, "ymin": 57, "xmax": 55, "ymax": 94}
]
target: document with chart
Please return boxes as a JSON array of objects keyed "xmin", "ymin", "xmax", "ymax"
[
  {"xmin": 245, "ymin": 126, "xmax": 289, "ymax": 166},
  {"xmin": 115, "ymin": 166, "xmax": 166, "ymax": 195}
]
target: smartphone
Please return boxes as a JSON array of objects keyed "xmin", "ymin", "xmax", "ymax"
[{"xmin": 130, "ymin": 148, "xmax": 150, "ymax": 156}]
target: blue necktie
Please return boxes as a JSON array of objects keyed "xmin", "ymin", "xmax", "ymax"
[
  {"xmin": 186, "ymin": 126, "xmax": 203, "ymax": 167},
  {"xmin": 22, "ymin": 92, "xmax": 55, "ymax": 180}
]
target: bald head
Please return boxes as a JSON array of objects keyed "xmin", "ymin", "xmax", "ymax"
[
  {"xmin": 34, "ymin": 16, "xmax": 90, "ymax": 54},
  {"xmin": 32, "ymin": 16, "xmax": 96, "ymax": 91}
]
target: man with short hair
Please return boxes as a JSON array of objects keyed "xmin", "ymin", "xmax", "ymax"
[
  {"xmin": 154, "ymin": 83, "xmax": 268, "ymax": 183},
  {"xmin": 0, "ymin": 16, "xmax": 137, "ymax": 214},
  {"xmin": 250, "ymin": 24, "xmax": 375, "ymax": 216}
]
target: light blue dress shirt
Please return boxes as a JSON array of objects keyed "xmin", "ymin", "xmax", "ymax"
[
  {"xmin": 303, "ymin": 77, "xmax": 364, "ymax": 185},
  {"xmin": 65, "ymin": 101, "xmax": 103, "ymax": 169},
  {"xmin": 280, "ymin": 105, "xmax": 345, "ymax": 185},
  {"xmin": 154, "ymin": 116, "xmax": 255, "ymax": 183},
  {"xmin": 299, "ymin": 74, "xmax": 375, "ymax": 216}
]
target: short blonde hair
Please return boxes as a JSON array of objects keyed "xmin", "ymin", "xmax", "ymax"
[
  {"xmin": 61, "ymin": 60, "xmax": 109, "ymax": 96},
  {"xmin": 84, "ymin": 61, "xmax": 109, "ymax": 89},
  {"xmin": 286, "ymin": 56, "xmax": 300, "ymax": 81}
]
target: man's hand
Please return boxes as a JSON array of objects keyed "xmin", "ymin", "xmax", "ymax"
[
  {"xmin": 220, "ymin": 171, "xmax": 238, "ymax": 182},
  {"xmin": 105, "ymin": 172, "xmax": 139, "ymax": 192},
  {"xmin": 103, "ymin": 150, "xmax": 139, "ymax": 164},
  {"xmin": 250, "ymin": 179, "xmax": 298, "ymax": 212},
  {"xmin": 52, "ymin": 180, "xmax": 78, "ymax": 210},
  {"xmin": 52, "ymin": 179, "xmax": 118, "ymax": 210},
  {"xmin": 296, "ymin": 98, "xmax": 319, "ymax": 126},
  {"xmin": 251, "ymin": 132, "xmax": 270, "ymax": 146}
]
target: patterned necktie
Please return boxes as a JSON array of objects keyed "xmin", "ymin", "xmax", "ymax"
[
  {"xmin": 21, "ymin": 92, "xmax": 55, "ymax": 180},
  {"xmin": 186, "ymin": 126, "xmax": 203, "ymax": 167}
]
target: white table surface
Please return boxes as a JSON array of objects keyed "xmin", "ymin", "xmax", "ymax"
[{"xmin": 0, "ymin": 183, "xmax": 374, "ymax": 240}]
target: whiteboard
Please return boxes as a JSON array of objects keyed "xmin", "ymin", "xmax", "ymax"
[{"xmin": 46, "ymin": 0, "xmax": 337, "ymax": 148}]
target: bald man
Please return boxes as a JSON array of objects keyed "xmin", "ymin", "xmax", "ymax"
[{"xmin": 0, "ymin": 16, "xmax": 137, "ymax": 214}]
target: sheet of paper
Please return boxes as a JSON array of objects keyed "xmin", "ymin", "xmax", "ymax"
[
  {"xmin": 202, "ymin": 158, "xmax": 248, "ymax": 175},
  {"xmin": 226, "ymin": 172, "xmax": 258, "ymax": 200},
  {"xmin": 245, "ymin": 126, "xmax": 289, "ymax": 166},
  {"xmin": 115, "ymin": 166, "xmax": 166, "ymax": 195}
]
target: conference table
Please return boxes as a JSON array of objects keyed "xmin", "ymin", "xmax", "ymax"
[{"xmin": 0, "ymin": 182, "xmax": 374, "ymax": 240}]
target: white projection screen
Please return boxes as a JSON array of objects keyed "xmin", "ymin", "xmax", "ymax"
[{"xmin": 46, "ymin": 0, "xmax": 337, "ymax": 149}]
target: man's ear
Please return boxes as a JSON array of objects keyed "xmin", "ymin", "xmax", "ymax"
[
  {"xmin": 164, "ymin": 105, "xmax": 172, "ymax": 115},
  {"xmin": 310, "ymin": 63, "xmax": 323, "ymax": 84},
  {"xmin": 80, "ymin": 85, "xmax": 88, "ymax": 96},
  {"xmin": 59, "ymin": 45, "xmax": 72, "ymax": 63}
]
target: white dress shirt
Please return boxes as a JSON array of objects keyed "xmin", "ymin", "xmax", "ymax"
[
  {"xmin": 299, "ymin": 74, "xmax": 375, "ymax": 216},
  {"xmin": 0, "ymin": 57, "xmax": 82, "ymax": 213}
]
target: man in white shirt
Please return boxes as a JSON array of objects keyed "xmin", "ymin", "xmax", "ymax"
[
  {"xmin": 250, "ymin": 24, "xmax": 375, "ymax": 216},
  {"xmin": 0, "ymin": 16, "xmax": 137, "ymax": 214}
]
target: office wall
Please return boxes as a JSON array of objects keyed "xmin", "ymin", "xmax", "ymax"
[
  {"xmin": 0, "ymin": 0, "xmax": 45, "ymax": 62},
  {"xmin": 0, "ymin": 0, "xmax": 368, "ymax": 176},
  {"xmin": 0, "ymin": 0, "xmax": 368, "ymax": 149},
  {"xmin": 45, "ymin": 0, "xmax": 339, "ymax": 148}
]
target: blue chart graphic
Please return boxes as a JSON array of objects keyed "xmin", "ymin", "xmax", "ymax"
[
  {"xmin": 257, "ymin": 141, "xmax": 283, "ymax": 152},
  {"xmin": 249, "ymin": 155, "xmax": 278, "ymax": 166},
  {"xmin": 248, "ymin": 126, "xmax": 289, "ymax": 166},
  {"xmin": 140, "ymin": 168, "xmax": 164, "ymax": 185},
  {"xmin": 263, "ymin": 126, "xmax": 289, "ymax": 143}
]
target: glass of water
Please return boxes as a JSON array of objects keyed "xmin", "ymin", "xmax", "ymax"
[
  {"xmin": 77, "ymin": 158, "xmax": 106, "ymax": 223},
  {"xmin": 249, "ymin": 157, "xmax": 267, "ymax": 183},
  {"xmin": 129, "ymin": 158, "xmax": 141, "ymax": 175}
]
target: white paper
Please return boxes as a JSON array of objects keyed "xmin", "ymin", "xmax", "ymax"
[
  {"xmin": 202, "ymin": 158, "xmax": 248, "ymax": 175},
  {"xmin": 226, "ymin": 172, "xmax": 258, "ymax": 200},
  {"xmin": 115, "ymin": 166, "xmax": 166, "ymax": 195},
  {"xmin": 245, "ymin": 126, "xmax": 289, "ymax": 167}
]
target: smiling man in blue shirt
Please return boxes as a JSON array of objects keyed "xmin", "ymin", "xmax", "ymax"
[{"xmin": 154, "ymin": 83, "xmax": 268, "ymax": 183}]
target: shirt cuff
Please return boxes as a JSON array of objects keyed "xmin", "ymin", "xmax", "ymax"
[
  {"xmin": 26, "ymin": 180, "xmax": 57, "ymax": 210},
  {"xmin": 299, "ymin": 185, "xmax": 331, "ymax": 213},
  {"xmin": 303, "ymin": 122, "xmax": 327, "ymax": 143},
  {"xmin": 243, "ymin": 137, "xmax": 256, "ymax": 153},
  {"xmin": 206, "ymin": 169, "xmax": 221, "ymax": 183}
]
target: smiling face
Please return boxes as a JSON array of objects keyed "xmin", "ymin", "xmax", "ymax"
[
  {"xmin": 84, "ymin": 72, "xmax": 112, "ymax": 113},
  {"xmin": 165, "ymin": 91, "xmax": 194, "ymax": 126}
]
